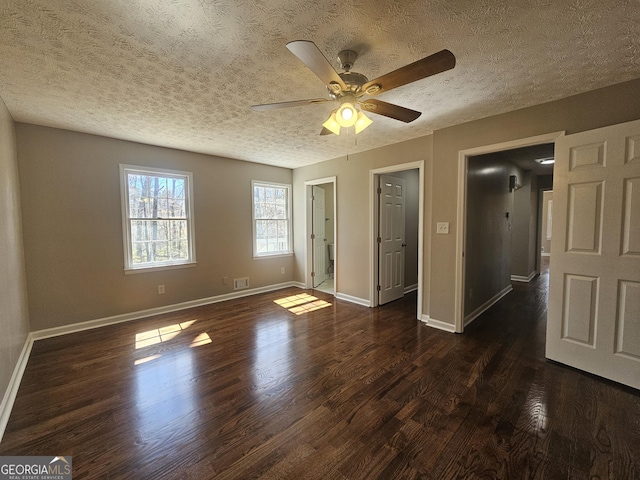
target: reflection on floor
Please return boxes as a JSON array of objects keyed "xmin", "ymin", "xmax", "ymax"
[
  {"xmin": 314, "ymin": 276, "xmax": 334, "ymax": 295},
  {"xmin": 541, "ymin": 255, "xmax": 550, "ymax": 275}
]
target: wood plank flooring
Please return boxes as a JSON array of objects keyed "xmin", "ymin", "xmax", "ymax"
[{"xmin": 1, "ymin": 269, "xmax": 639, "ymax": 479}]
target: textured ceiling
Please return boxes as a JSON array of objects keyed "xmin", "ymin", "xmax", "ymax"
[{"xmin": 1, "ymin": 0, "xmax": 639, "ymax": 169}]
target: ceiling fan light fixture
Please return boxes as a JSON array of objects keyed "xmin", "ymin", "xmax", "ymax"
[
  {"xmin": 322, "ymin": 111, "xmax": 341, "ymax": 135},
  {"xmin": 354, "ymin": 110, "xmax": 373, "ymax": 134},
  {"xmin": 336, "ymin": 102, "xmax": 357, "ymax": 127}
]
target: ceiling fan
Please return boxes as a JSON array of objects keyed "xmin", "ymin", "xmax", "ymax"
[{"xmin": 251, "ymin": 40, "xmax": 456, "ymax": 135}]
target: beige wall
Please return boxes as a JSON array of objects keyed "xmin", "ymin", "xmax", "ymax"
[
  {"xmin": 430, "ymin": 78, "xmax": 640, "ymax": 326},
  {"xmin": 0, "ymin": 98, "xmax": 30, "ymax": 403},
  {"xmin": 17, "ymin": 124, "xmax": 294, "ymax": 330},
  {"xmin": 292, "ymin": 136, "xmax": 432, "ymax": 304}
]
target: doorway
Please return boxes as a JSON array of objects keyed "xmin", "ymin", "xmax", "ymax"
[
  {"xmin": 305, "ymin": 177, "xmax": 337, "ymax": 295},
  {"xmin": 370, "ymin": 162, "xmax": 424, "ymax": 318},
  {"xmin": 455, "ymin": 131, "xmax": 563, "ymax": 332}
]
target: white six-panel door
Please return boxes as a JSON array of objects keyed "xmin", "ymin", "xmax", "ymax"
[
  {"xmin": 379, "ymin": 175, "xmax": 406, "ymax": 305},
  {"xmin": 547, "ymin": 118, "xmax": 640, "ymax": 389}
]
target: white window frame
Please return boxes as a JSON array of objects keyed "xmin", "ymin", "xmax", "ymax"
[
  {"xmin": 120, "ymin": 164, "xmax": 196, "ymax": 273},
  {"xmin": 252, "ymin": 180, "xmax": 293, "ymax": 258}
]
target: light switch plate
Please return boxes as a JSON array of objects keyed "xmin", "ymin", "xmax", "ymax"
[{"xmin": 436, "ymin": 222, "xmax": 449, "ymax": 234}]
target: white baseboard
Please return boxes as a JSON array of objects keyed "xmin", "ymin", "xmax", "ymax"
[
  {"xmin": 335, "ymin": 292, "xmax": 370, "ymax": 307},
  {"xmin": 32, "ymin": 281, "xmax": 303, "ymax": 340},
  {"xmin": 0, "ymin": 333, "xmax": 34, "ymax": 443},
  {"xmin": 511, "ymin": 271, "xmax": 536, "ymax": 283},
  {"xmin": 404, "ymin": 283, "xmax": 418, "ymax": 294},
  {"xmin": 419, "ymin": 315, "xmax": 457, "ymax": 333},
  {"xmin": 464, "ymin": 285, "xmax": 513, "ymax": 328}
]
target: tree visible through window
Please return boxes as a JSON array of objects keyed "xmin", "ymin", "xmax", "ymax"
[
  {"xmin": 121, "ymin": 166, "xmax": 195, "ymax": 270},
  {"xmin": 252, "ymin": 181, "xmax": 291, "ymax": 257}
]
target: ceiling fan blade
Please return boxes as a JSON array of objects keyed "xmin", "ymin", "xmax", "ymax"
[
  {"xmin": 251, "ymin": 98, "xmax": 329, "ymax": 111},
  {"xmin": 320, "ymin": 127, "xmax": 333, "ymax": 135},
  {"xmin": 361, "ymin": 49, "xmax": 455, "ymax": 96},
  {"xmin": 286, "ymin": 40, "xmax": 347, "ymax": 91},
  {"xmin": 359, "ymin": 99, "xmax": 421, "ymax": 123}
]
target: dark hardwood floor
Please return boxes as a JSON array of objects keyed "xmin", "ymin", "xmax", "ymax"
[{"xmin": 2, "ymin": 267, "xmax": 639, "ymax": 479}]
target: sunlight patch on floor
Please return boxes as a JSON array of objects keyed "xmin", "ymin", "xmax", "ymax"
[
  {"xmin": 274, "ymin": 293, "xmax": 331, "ymax": 315},
  {"xmin": 190, "ymin": 332, "xmax": 212, "ymax": 347},
  {"xmin": 134, "ymin": 320, "xmax": 211, "ymax": 365},
  {"xmin": 135, "ymin": 320, "xmax": 197, "ymax": 349}
]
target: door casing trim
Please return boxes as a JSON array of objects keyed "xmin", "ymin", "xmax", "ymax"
[
  {"xmin": 369, "ymin": 162, "xmax": 424, "ymax": 319},
  {"xmin": 304, "ymin": 177, "xmax": 337, "ymax": 292},
  {"xmin": 455, "ymin": 131, "xmax": 565, "ymax": 333}
]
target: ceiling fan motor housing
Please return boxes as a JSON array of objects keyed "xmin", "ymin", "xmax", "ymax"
[{"xmin": 337, "ymin": 49, "xmax": 357, "ymax": 71}]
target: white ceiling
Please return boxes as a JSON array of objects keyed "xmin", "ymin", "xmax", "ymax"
[{"xmin": 1, "ymin": 0, "xmax": 639, "ymax": 169}]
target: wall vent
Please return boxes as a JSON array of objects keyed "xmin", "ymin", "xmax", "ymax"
[{"xmin": 233, "ymin": 277, "xmax": 249, "ymax": 290}]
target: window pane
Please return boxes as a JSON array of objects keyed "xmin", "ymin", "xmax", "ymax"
[
  {"xmin": 171, "ymin": 240, "xmax": 188, "ymax": 260},
  {"xmin": 171, "ymin": 199, "xmax": 186, "ymax": 218},
  {"xmin": 153, "ymin": 241, "xmax": 170, "ymax": 262},
  {"xmin": 156, "ymin": 221, "xmax": 168, "ymax": 240},
  {"xmin": 131, "ymin": 220, "xmax": 152, "ymax": 243},
  {"xmin": 128, "ymin": 173, "xmax": 188, "ymax": 220},
  {"xmin": 131, "ymin": 241, "xmax": 150, "ymax": 264},
  {"xmin": 154, "ymin": 198, "xmax": 168, "ymax": 218}
]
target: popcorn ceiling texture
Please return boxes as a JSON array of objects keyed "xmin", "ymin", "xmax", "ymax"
[{"xmin": 0, "ymin": 0, "xmax": 639, "ymax": 168}]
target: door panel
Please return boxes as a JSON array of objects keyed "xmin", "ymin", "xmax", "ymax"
[
  {"xmin": 547, "ymin": 118, "xmax": 640, "ymax": 389},
  {"xmin": 379, "ymin": 175, "xmax": 406, "ymax": 305},
  {"xmin": 616, "ymin": 280, "xmax": 640, "ymax": 359},
  {"xmin": 566, "ymin": 181, "xmax": 603, "ymax": 253},
  {"xmin": 561, "ymin": 274, "xmax": 598, "ymax": 346},
  {"xmin": 622, "ymin": 177, "xmax": 640, "ymax": 255}
]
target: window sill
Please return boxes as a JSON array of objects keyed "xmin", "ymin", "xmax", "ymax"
[
  {"xmin": 253, "ymin": 253, "xmax": 293, "ymax": 260},
  {"xmin": 124, "ymin": 261, "xmax": 197, "ymax": 275}
]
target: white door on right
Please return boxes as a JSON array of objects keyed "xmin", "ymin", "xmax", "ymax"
[{"xmin": 547, "ymin": 118, "xmax": 640, "ymax": 389}]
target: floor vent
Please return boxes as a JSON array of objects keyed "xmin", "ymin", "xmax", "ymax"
[{"xmin": 233, "ymin": 277, "xmax": 249, "ymax": 290}]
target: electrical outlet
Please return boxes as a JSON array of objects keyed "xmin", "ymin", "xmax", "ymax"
[
  {"xmin": 281, "ymin": 267, "xmax": 285, "ymax": 274},
  {"xmin": 158, "ymin": 285, "xmax": 165, "ymax": 294},
  {"xmin": 222, "ymin": 276, "xmax": 228, "ymax": 285},
  {"xmin": 436, "ymin": 222, "xmax": 450, "ymax": 234}
]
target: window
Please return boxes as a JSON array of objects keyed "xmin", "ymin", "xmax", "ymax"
[
  {"xmin": 252, "ymin": 181, "xmax": 292, "ymax": 257},
  {"xmin": 120, "ymin": 165, "xmax": 195, "ymax": 272}
]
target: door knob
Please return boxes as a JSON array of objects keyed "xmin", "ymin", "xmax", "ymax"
[{"xmin": 402, "ymin": 243, "xmax": 407, "ymax": 247}]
